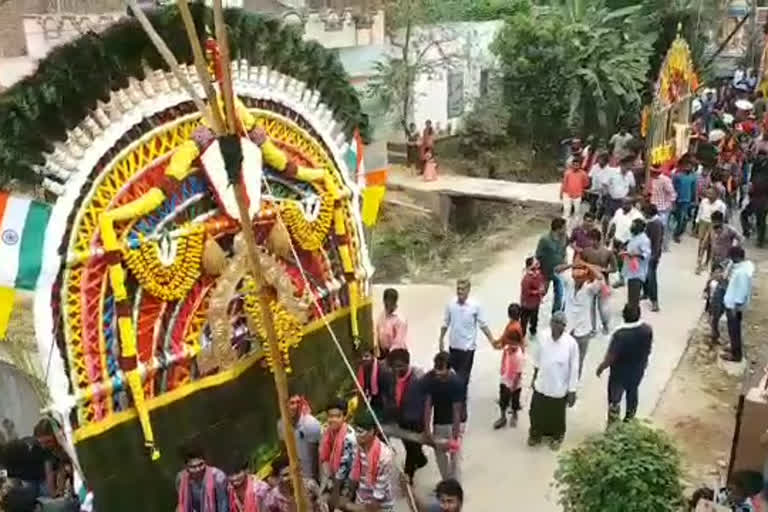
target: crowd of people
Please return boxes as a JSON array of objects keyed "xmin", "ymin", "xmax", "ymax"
[
  {"xmin": 0, "ymin": 419, "xmax": 79, "ymax": 512},
  {"xmin": 3, "ymin": 76, "xmax": 767, "ymax": 512},
  {"xmin": 171, "ymin": 339, "xmax": 466, "ymax": 512}
]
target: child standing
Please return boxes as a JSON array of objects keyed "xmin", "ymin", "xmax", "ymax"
[
  {"xmin": 520, "ymin": 257, "xmax": 545, "ymax": 337},
  {"xmin": 423, "ymin": 149, "xmax": 439, "ymax": 182},
  {"xmin": 705, "ymin": 260, "xmax": 730, "ymax": 347},
  {"xmin": 493, "ymin": 303, "xmax": 525, "ymax": 429}
]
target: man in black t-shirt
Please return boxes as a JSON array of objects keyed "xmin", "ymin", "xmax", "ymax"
[
  {"xmin": 423, "ymin": 352, "xmax": 465, "ymax": 481},
  {"xmin": 596, "ymin": 304, "xmax": 653, "ymax": 424}
]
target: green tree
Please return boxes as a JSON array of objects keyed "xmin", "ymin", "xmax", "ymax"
[
  {"xmin": 493, "ymin": 0, "xmax": 654, "ymax": 142},
  {"xmin": 563, "ymin": 3, "xmax": 655, "ymax": 131},
  {"xmin": 492, "ymin": 11, "xmax": 571, "ymax": 146},
  {"xmin": 554, "ymin": 421, "xmax": 685, "ymax": 512}
]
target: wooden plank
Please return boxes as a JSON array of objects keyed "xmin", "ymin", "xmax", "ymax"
[
  {"xmin": 380, "ymin": 424, "xmax": 450, "ymax": 448},
  {"xmin": 383, "ymin": 198, "xmax": 433, "ymax": 214}
]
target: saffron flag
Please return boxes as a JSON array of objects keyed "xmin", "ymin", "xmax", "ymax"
[
  {"xmin": 345, "ymin": 129, "xmax": 387, "ymax": 226},
  {"xmin": 0, "ymin": 192, "xmax": 52, "ymax": 339},
  {"xmin": 361, "ymin": 169, "xmax": 387, "ymax": 227}
]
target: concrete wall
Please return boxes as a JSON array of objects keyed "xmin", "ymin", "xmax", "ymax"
[
  {"xmin": 0, "ymin": 361, "xmax": 42, "ymax": 440},
  {"xmin": 0, "ymin": 0, "xmax": 27, "ymax": 57}
]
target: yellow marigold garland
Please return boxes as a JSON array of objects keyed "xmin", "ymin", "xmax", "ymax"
[
  {"xmin": 650, "ymin": 143, "xmax": 676, "ymax": 166},
  {"xmin": 242, "ymin": 278, "xmax": 304, "ymax": 373},
  {"xmin": 659, "ymin": 34, "xmax": 698, "ymax": 107},
  {"xmin": 280, "ymin": 193, "xmax": 335, "ymax": 251},
  {"xmin": 122, "ymin": 224, "xmax": 205, "ymax": 301}
]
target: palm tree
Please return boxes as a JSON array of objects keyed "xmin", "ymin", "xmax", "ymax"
[{"xmin": 555, "ymin": 1, "xmax": 656, "ymax": 133}]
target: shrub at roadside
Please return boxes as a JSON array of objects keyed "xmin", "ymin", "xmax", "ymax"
[{"xmin": 554, "ymin": 421, "xmax": 684, "ymax": 512}]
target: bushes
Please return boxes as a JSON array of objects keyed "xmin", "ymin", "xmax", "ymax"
[
  {"xmin": 457, "ymin": 94, "xmax": 512, "ymax": 160},
  {"xmin": 554, "ymin": 421, "xmax": 684, "ymax": 512}
]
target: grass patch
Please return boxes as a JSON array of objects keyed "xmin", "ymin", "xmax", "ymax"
[
  {"xmin": 370, "ymin": 201, "xmax": 548, "ymax": 283},
  {"xmin": 435, "ymin": 137, "xmax": 562, "ymax": 183}
]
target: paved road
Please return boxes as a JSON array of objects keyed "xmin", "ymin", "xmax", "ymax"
[{"xmin": 374, "ymin": 234, "xmax": 705, "ymax": 510}]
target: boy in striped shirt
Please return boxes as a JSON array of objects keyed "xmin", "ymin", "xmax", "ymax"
[{"xmin": 340, "ymin": 413, "xmax": 395, "ymax": 512}]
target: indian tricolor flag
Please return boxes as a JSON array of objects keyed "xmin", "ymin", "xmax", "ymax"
[{"xmin": 0, "ymin": 192, "xmax": 51, "ymax": 339}]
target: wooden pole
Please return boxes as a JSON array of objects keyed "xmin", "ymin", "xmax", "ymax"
[
  {"xmin": 232, "ymin": 186, "xmax": 309, "ymax": 512},
  {"xmin": 209, "ymin": 2, "xmax": 308, "ymax": 510},
  {"xmin": 176, "ymin": 0, "xmax": 226, "ymax": 135},
  {"xmin": 125, "ymin": 0, "xmax": 216, "ymax": 128},
  {"xmin": 212, "ymin": 0, "xmax": 237, "ymax": 134}
]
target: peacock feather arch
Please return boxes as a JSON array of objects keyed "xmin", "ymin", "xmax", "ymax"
[{"xmin": 0, "ymin": 5, "xmax": 373, "ymax": 510}]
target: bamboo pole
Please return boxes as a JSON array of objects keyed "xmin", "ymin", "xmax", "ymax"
[
  {"xmin": 176, "ymin": 0, "xmax": 226, "ymax": 135},
  {"xmin": 209, "ymin": 2, "xmax": 308, "ymax": 510},
  {"xmin": 212, "ymin": 0, "xmax": 237, "ymax": 134},
  {"xmin": 125, "ymin": 0, "xmax": 216, "ymax": 129},
  {"xmin": 232, "ymin": 186, "xmax": 309, "ymax": 512}
]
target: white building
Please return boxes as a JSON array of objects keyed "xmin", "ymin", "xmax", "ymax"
[{"xmin": 397, "ymin": 20, "xmax": 503, "ymax": 135}]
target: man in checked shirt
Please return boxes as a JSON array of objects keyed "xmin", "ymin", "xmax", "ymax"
[{"xmin": 339, "ymin": 413, "xmax": 396, "ymax": 512}]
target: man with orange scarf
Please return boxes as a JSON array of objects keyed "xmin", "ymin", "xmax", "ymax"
[
  {"xmin": 319, "ymin": 399, "xmax": 357, "ymax": 509},
  {"xmin": 277, "ymin": 394, "xmax": 322, "ymax": 482},
  {"xmin": 387, "ymin": 348, "xmax": 427, "ymax": 484},
  {"xmin": 356, "ymin": 350, "xmax": 394, "ymax": 419},
  {"xmin": 226, "ymin": 457, "xmax": 272, "ymax": 512},
  {"xmin": 176, "ymin": 442, "xmax": 229, "ymax": 512},
  {"xmin": 339, "ymin": 412, "xmax": 396, "ymax": 512}
]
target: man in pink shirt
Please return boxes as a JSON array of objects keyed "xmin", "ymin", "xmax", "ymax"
[{"xmin": 376, "ymin": 288, "xmax": 408, "ymax": 359}]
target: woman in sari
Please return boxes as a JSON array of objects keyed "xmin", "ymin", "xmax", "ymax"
[{"xmin": 419, "ymin": 120, "xmax": 435, "ymax": 175}]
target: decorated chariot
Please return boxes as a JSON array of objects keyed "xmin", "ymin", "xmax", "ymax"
[
  {"xmin": 0, "ymin": 4, "xmax": 376, "ymax": 510},
  {"xmin": 643, "ymin": 30, "xmax": 699, "ymax": 169}
]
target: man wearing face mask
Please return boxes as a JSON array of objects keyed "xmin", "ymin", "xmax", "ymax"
[
  {"xmin": 528, "ymin": 312, "xmax": 580, "ymax": 451},
  {"xmin": 175, "ymin": 442, "xmax": 229, "ymax": 512}
]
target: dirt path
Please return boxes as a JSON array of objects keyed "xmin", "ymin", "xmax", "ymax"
[
  {"xmin": 375, "ymin": 231, "xmax": 707, "ymax": 509},
  {"xmin": 654, "ymin": 251, "xmax": 768, "ymax": 492}
]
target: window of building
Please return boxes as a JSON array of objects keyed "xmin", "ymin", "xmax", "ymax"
[
  {"xmin": 480, "ymin": 69, "xmax": 489, "ymax": 97},
  {"xmin": 447, "ymin": 71, "xmax": 464, "ymax": 119}
]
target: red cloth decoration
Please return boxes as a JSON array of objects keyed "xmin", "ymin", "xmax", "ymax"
[{"xmin": 395, "ymin": 368, "xmax": 413, "ymax": 408}]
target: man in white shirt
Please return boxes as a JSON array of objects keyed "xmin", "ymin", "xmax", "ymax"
[
  {"xmin": 695, "ymin": 187, "xmax": 727, "ymax": 274},
  {"xmin": 609, "ymin": 127, "xmax": 634, "ymax": 161},
  {"xmin": 528, "ymin": 311, "xmax": 579, "ymax": 450},
  {"xmin": 555, "ymin": 262, "xmax": 605, "ymax": 377},
  {"xmin": 439, "ymin": 279, "xmax": 495, "ymax": 394},
  {"xmin": 588, "ymin": 151, "xmax": 614, "ymax": 216},
  {"xmin": 608, "ymin": 199, "xmax": 644, "ymax": 287},
  {"xmin": 602, "ymin": 157, "xmax": 636, "ymax": 226}
]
